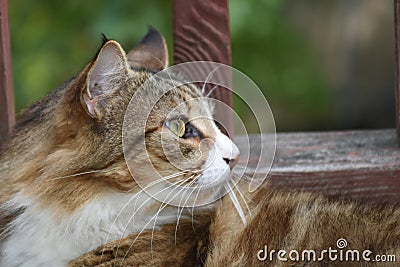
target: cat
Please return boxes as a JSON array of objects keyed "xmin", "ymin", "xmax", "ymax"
[{"xmin": 0, "ymin": 28, "xmax": 239, "ymax": 267}]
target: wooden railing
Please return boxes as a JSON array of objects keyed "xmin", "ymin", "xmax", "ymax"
[{"xmin": 1, "ymin": 0, "xmax": 400, "ymax": 202}]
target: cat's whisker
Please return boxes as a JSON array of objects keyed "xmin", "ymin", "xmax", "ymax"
[
  {"xmin": 148, "ymin": 54, "xmax": 182, "ymax": 101},
  {"xmin": 201, "ymin": 66, "xmax": 220, "ymax": 96},
  {"xmin": 268, "ymin": 171, "xmax": 318, "ymax": 177},
  {"xmin": 156, "ymin": 58, "xmax": 180, "ymax": 89},
  {"xmin": 112, "ymin": 179, "xmax": 183, "ymax": 267},
  {"xmin": 114, "ymin": 174, "xmax": 194, "ymax": 265},
  {"xmin": 47, "ymin": 168, "xmax": 117, "ymax": 181},
  {"xmin": 113, "ymin": 172, "xmax": 192, "ymax": 258},
  {"xmin": 149, "ymin": 201, "xmax": 165, "ymax": 266},
  {"xmin": 233, "ymin": 171, "xmax": 262, "ymax": 182},
  {"xmin": 226, "ymin": 183, "xmax": 247, "ymax": 225},
  {"xmin": 234, "ymin": 164, "xmax": 315, "ymax": 178},
  {"xmin": 119, "ymin": 175, "xmax": 195, "ymax": 265},
  {"xmin": 111, "ymin": 170, "xmax": 189, "ymax": 227},
  {"xmin": 99, "ymin": 170, "xmax": 189, "ymax": 264},
  {"xmin": 150, "ymin": 175, "xmax": 194, "ymax": 252},
  {"xmin": 177, "ymin": 174, "xmax": 198, "ymax": 209},
  {"xmin": 230, "ymin": 173, "xmax": 258, "ymax": 208},
  {"xmin": 205, "ymin": 84, "xmax": 220, "ymax": 99},
  {"xmin": 149, "ymin": 174, "xmax": 197, "ymax": 262},
  {"xmin": 174, "ymin": 174, "xmax": 200, "ymax": 245},
  {"xmin": 131, "ymin": 200, "xmax": 171, "ymax": 266},
  {"xmin": 175, "ymin": 206, "xmax": 182, "ymax": 245},
  {"xmin": 190, "ymin": 176, "xmax": 204, "ymax": 230},
  {"xmin": 230, "ymin": 180, "xmax": 252, "ymax": 219},
  {"xmin": 127, "ymin": 171, "xmax": 193, "ymax": 227},
  {"xmin": 149, "ymin": 54, "xmax": 167, "ymax": 70}
]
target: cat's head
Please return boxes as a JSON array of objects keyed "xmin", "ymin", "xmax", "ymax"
[{"xmin": 6, "ymin": 29, "xmax": 239, "ymax": 211}]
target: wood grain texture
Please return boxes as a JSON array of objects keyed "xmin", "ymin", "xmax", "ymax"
[
  {"xmin": 173, "ymin": 0, "xmax": 233, "ymax": 136},
  {"xmin": 0, "ymin": 0, "xmax": 15, "ymax": 146},
  {"xmin": 236, "ymin": 130, "xmax": 400, "ymax": 202}
]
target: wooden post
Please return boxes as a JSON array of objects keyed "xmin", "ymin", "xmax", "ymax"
[
  {"xmin": 173, "ymin": 0, "xmax": 234, "ymax": 136},
  {"xmin": 0, "ymin": 0, "xmax": 15, "ymax": 146}
]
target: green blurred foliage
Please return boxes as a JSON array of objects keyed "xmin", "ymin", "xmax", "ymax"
[
  {"xmin": 230, "ymin": 0, "xmax": 332, "ymax": 131},
  {"xmin": 9, "ymin": 0, "xmax": 331, "ymax": 131},
  {"xmin": 9, "ymin": 0, "xmax": 173, "ymax": 111}
]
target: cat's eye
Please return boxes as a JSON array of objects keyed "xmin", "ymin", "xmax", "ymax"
[{"xmin": 165, "ymin": 119, "xmax": 186, "ymax": 137}]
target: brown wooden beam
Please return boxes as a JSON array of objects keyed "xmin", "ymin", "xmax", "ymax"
[
  {"xmin": 0, "ymin": 0, "xmax": 15, "ymax": 146},
  {"xmin": 173, "ymin": 0, "xmax": 233, "ymax": 136}
]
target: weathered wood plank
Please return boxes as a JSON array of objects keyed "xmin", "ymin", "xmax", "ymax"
[
  {"xmin": 0, "ymin": 0, "xmax": 15, "ymax": 146},
  {"xmin": 236, "ymin": 130, "xmax": 400, "ymax": 202},
  {"xmin": 173, "ymin": 0, "xmax": 233, "ymax": 136},
  {"xmin": 272, "ymin": 130, "xmax": 399, "ymax": 172}
]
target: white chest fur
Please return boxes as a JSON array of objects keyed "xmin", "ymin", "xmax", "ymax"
[{"xmin": 1, "ymin": 191, "xmax": 174, "ymax": 267}]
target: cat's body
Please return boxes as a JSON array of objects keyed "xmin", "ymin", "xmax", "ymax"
[{"xmin": 71, "ymin": 182, "xmax": 400, "ymax": 266}]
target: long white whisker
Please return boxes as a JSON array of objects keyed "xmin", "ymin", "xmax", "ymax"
[
  {"xmin": 112, "ymin": 177, "xmax": 187, "ymax": 267},
  {"xmin": 234, "ymin": 166, "xmax": 309, "ymax": 179},
  {"xmin": 149, "ymin": 201, "xmax": 163, "ymax": 265},
  {"xmin": 149, "ymin": 54, "xmax": 167, "ymax": 70},
  {"xmin": 205, "ymin": 84, "xmax": 219, "ymax": 98},
  {"xmin": 147, "ymin": 54, "xmax": 181, "ymax": 97},
  {"xmin": 174, "ymin": 174, "xmax": 200, "ymax": 244},
  {"xmin": 201, "ymin": 66, "xmax": 220, "ymax": 95},
  {"xmin": 226, "ymin": 184, "xmax": 247, "ymax": 225},
  {"xmin": 230, "ymin": 181, "xmax": 252, "ymax": 218},
  {"xmin": 120, "ymin": 176, "xmax": 195, "ymax": 265},
  {"xmin": 112, "ymin": 182, "xmax": 178, "ymax": 267},
  {"xmin": 150, "ymin": 174, "xmax": 195, "ymax": 261},
  {"xmin": 150, "ymin": 176, "xmax": 192, "ymax": 262},
  {"xmin": 48, "ymin": 168, "xmax": 117, "ymax": 181},
  {"xmin": 191, "ymin": 181, "xmax": 203, "ymax": 230},
  {"xmin": 104, "ymin": 171, "xmax": 188, "ymax": 266}
]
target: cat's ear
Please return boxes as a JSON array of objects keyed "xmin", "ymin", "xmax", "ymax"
[
  {"xmin": 127, "ymin": 28, "xmax": 168, "ymax": 72},
  {"xmin": 83, "ymin": 40, "xmax": 129, "ymax": 118}
]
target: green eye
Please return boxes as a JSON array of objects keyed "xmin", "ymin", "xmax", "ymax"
[{"xmin": 166, "ymin": 119, "xmax": 186, "ymax": 137}]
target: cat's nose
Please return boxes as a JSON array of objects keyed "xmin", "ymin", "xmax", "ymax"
[
  {"xmin": 215, "ymin": 131, "xmax": 240, "ymax": 169},
  {"xmin": 223, "ymin": 155, "xmax": 240, "ymax": 169}
]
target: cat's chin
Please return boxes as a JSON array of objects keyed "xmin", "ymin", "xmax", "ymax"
[
  {"xmin": 198, "ymin": 168, "xmax": 232, "ymax": 188},
  {"xmin": 193, "ymin": 170, "xmax": 234, "ymax": 203},
  {"xmin": 154, "ymin": 171, "xmax": 233, "ymax": 207}
]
